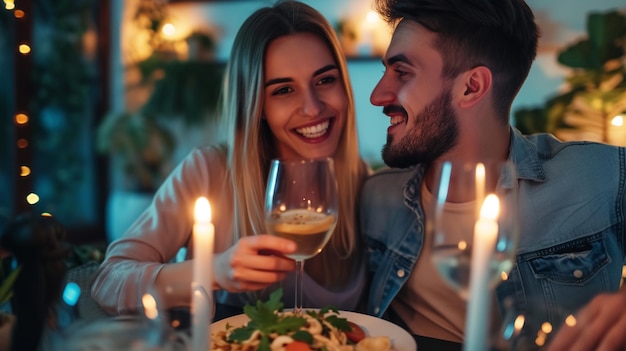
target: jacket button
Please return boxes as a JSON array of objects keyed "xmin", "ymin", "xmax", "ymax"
[
  {"xmin": 397, "ymin": 269, "xmax": 405, "ymax": 278},
  {"xmin": 573, "ymin": 269, "xmax": 583, "ymax": 279},
  {"xmin": 374, "ymin": 307, "xmax": 380, "ymax": 314}
]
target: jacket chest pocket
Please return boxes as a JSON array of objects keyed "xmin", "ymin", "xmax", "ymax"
[{"xmin": 526, "ymin": 234, "xmax": 609, "ymax": 285}]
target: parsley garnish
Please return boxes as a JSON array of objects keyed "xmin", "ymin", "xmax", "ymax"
[{"xmin": 227, "ymin": 288, "xmax": 352, "ymax": 351}]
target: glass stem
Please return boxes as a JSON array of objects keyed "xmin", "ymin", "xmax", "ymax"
[{"xmin": 294, "ymin": 259, "xmax": 304, "ymax": 316}]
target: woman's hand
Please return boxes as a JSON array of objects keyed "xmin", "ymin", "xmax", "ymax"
[
  {"xmin": 546, "ymin": 292, "xmax": 626, "ymax": 351},
  {"xmin": 214, "ymin": 234, "xmax": 297, "ymax": 292}
]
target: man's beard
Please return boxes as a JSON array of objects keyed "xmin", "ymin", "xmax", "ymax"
[{"xmin": 382, "ymin": 89, "xmax": 458, "ymax": 168}]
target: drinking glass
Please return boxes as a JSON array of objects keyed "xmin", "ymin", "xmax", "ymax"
[
  {"xmin": 429, "ymin": 160, "xmax": 519, "ymax": 298},
  {"xmin": 264, "ymin": 157, "xmax": 339, "ymax": 315},
  {"xmin": 428, "ymin": 160, "xmax": 519, "ymax": 350}
]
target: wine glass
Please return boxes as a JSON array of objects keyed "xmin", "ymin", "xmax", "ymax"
[
  {"xmin": 264, "ymin": 157, "xmax": 339, "ymax": 315},
  {"xmin": 427, "ymin": 160, "xmax": 519, "ymax": 350}
]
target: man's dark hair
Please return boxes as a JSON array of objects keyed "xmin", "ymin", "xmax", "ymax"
[{"xmin": 375, "ymin": 0, "xmax": 540, "ymax": 120}]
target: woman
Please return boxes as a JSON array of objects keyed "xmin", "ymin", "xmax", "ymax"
[{"xmin": 91, "ymin": 0, "xmax": 369, "ymax": 317}]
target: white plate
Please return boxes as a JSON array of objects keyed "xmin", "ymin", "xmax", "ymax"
[{"xmin": 211, "ymin": 310, "xmax": 417, "ymax": 351}]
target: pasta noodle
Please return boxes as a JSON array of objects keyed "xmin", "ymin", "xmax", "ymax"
[{"xmin": 211, "ymin": 310, "xmax": 392, "ymax": 351}]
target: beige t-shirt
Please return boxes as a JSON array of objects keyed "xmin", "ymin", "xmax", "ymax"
[{"xmin": 390, "ymin": 182, "xmax": 470, "ymax": 342}]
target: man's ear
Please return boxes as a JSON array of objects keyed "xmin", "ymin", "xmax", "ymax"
[{"xmin": 456, "ymin": 66, "xmax": 492, "ymax": 109}]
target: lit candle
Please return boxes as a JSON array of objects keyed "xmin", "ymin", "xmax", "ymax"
[
  {"xmin": 464, "ymin": 194, "xmax": 499, "ymax": 351},
  {"xmin": 192, "ymin": 197, "xmax": 214, "ymax": 351}
]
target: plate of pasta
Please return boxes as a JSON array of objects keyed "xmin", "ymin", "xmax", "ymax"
[{"xmin": 210, "ymin": 289, "xmax": 416, "ymax": 351}]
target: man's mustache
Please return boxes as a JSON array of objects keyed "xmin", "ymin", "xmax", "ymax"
[{"xmin": 383, "ymin": 105, "xmax": 407, "ymax": 116}]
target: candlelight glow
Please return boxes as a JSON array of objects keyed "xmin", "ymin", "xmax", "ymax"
[
  {"xmin": 194, "ymin": 197, "xmax": 211, "ymax": 222},
  {"xmin": 480, "ymin": 194, "xmax": 500, "ymax": 220}
]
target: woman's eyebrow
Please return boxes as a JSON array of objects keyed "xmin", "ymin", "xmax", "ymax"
[{"xmin": 265, "ymin": 64, "xmax": 338, "ymax": 88}]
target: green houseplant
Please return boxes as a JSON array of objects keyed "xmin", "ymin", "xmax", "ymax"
[
  {"xmin": 0, "ymin": 262, "xmax": 20, "ymax": 351},
  {"xmin": 514, "ymin": 10, "xmax": 626, "ymax": 142}
]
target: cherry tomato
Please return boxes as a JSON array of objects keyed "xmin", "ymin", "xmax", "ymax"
[
  {"xmin": 345, "ymin": 321, "xmax": 366, "ymax": 343},
  {"xmin": 285, "ymin": 341, "xmax": 312, "ymax": 351}
]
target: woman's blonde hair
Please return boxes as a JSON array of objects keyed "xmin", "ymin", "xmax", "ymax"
[{"xmin": 218, "ymin": 0, "xmax": 367, "ymax": 285}]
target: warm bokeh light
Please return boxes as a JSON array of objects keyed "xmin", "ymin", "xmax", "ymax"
[
  {"xmin": 17, "ymin": 138, "xmax": 28, "ymax": 148},
  {"xmin": 26, "ymin": 193, "xmax": 40, "ymax": 204},
  {"xmin": 20, "ymin": 166, "xmax": 30, "ymax": 176},
  {"xmin": 541, "ymin": 322, "xmax": 553, "ymax": 334},
  {"xmin": 15, "ymin": 113, "xmax": 28, "ymax": 124},
  {"xmin": 564, "ymin": 314, "xmax": 577, "ymax": 327},
  {"xmin": 18, "ymin": 44, "xmax": 31, "ymax": 54},
  {"xmin": 500, "ymin": 271, "xmax": 509, "ymax": 281},
  {"xmin": 457, "ymin": 240, "xmax": 468, "ymax": 250},
  {"xmin": 141, "ymin": 293, "xmax": 159, "ymax": 320},
  {"xmin": 4, "ymin": 1, "xmax": 15, "ymax": 11},
  {"xmin": 513, "ymin": 315, "xmax": 525, "ymax": 331},
  {"xmin": 611, "ymin": 115, "xmax": 624, "ymax": 127},
  {"xmin": 14, "ymin": 9, "xmax": 24, "ymax": 18},
  {"xmin": 365, "ymin": 10, "xmax": 380, "ymax": 24},
  {"xmin": 161, "ymin": 23, "xmax": 176, "ymax": 38}
]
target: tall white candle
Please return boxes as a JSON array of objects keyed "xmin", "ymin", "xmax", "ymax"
[
  {"xmin": 464, "ymin": 194, "xmax": 499, "ymax": 351},
  {"xmin": 475, "ymin": 163, "xmax": 485, "ymax": 220},
  {"xmin": 192, "ymin": 197, "xmax": 214, "ymax": 351}
]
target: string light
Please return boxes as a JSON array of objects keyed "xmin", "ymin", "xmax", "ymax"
[
  {"xmin": 18, "ymin": 43, "xmax": 30, "ymax": 54},
  {"xmin": 15, "ymin": 113, "xmax": 28, "ymax": 124},
  {"xmin": 4, "ymin": 0, "xmax": 15, "ymax": 11},
  {"xmin": 26, "ymin": 193, "xmax": 40, "ymax": 205},
  {"xmin": 11, "ymin": 3, "xmax": 39, "ymax": 214},
  {"xmin": 20, "ymin": 166, "xmax": 30, "ymax": 177}
]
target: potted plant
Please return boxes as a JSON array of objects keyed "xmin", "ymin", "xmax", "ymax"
[
  {"xmin": 514, "ymin": 10, "xmax": 626, "ymax": 143},
  {"xmin": 0, "ymin": 258, "xmax": 20, "ymax": 351},
  {"xmin": 97, "ymin": 111, "xmax": 177, "ymax": 242}
]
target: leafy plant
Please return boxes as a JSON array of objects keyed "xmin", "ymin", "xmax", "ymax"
[
  {"xmin": 514, "ymin": 10, "xmax": 626, "ymax": 141},
  {"xmin": 97, "ymin": 111, "xmax": 175, "ymax": 192},
  {"xmin": 0, "ymin": 264, "xmax": 20, "ymax": 306}
]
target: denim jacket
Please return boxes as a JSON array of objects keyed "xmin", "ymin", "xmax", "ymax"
[{"xmin": 361, "ymin": 128, "xmax": 626, "ymax": 326}]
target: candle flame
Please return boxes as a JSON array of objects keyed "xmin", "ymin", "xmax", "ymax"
[
  {"xmin": 480, "ymin": 194, "xmax": 499, "ymax": 220},
  {"xmin": 195, "ymin": 197, "xmax": 212, "ymax": 222}
]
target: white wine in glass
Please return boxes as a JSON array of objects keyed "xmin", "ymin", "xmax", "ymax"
[
  {"xmin": 264, "ymin": 157, "xmax": 338, "ymax": 315},
  {"xmin": 429, "ymin": 160, "xmax": 519, "ymax": 299}
]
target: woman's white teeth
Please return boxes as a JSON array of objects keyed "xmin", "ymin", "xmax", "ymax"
[
  {"xmin": 390, "ymin": 115, "xmax": 406, "ymax": 126},
  {"xmin": 296, "ymin": 120, "xmax": 329, "ymax": 138}
]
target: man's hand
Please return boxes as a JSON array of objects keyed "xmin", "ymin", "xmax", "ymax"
[{"xmin": 547, "ymin": 292, "xmax": 626, "ymax": 351}]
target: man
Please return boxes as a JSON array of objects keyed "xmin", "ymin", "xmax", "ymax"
[{"xmin": 360, "ymin": 0, "xmax": 626, "ymax": 350}]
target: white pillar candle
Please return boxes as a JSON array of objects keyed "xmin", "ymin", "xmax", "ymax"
[
  {"xmin": 475, "ymin": 163, "xmax": 485, "ymax": 220},
  {"xmin": 464, "ymin": 194, "xmax": 499, "ymax": 351},
  {"xmin": 192, "ymin": 197, "xmax": 214, "ymax": 351}
]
